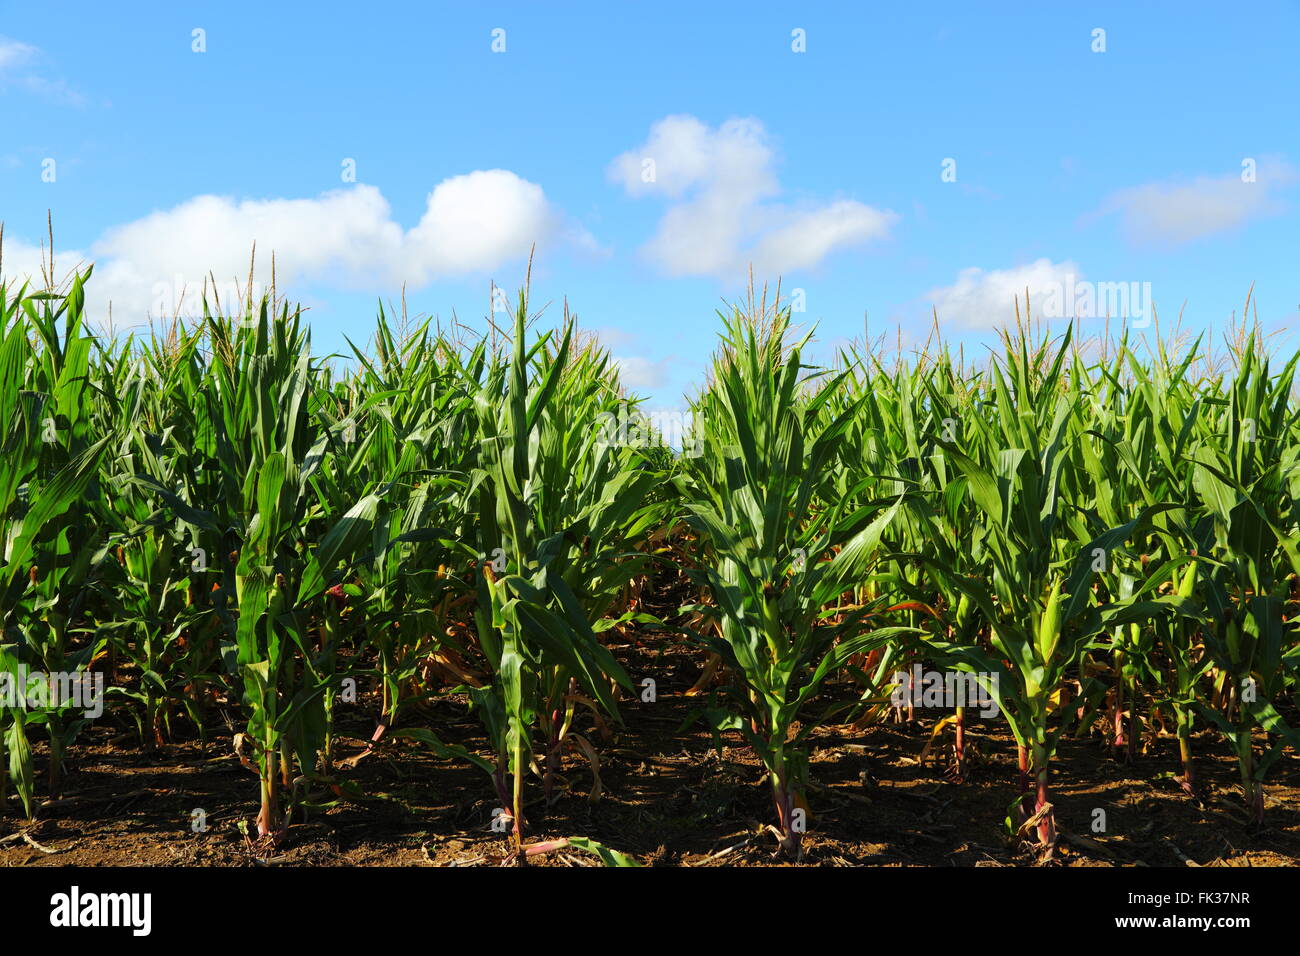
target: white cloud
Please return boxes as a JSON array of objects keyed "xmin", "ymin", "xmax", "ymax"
[
  {"xmin": 612, "ymin": 354, "xmax": 670, "ymax": 389},
  {"xmin": 0, "ymin": 36, "xmax": 37, "ymax": 71},
  {"xmin": 1, "ymin": 173, "xmax": 580, "ymax": 325},
  {"xmin": 0, "ymin": 35, "xmax": 85, "ymax": 106},
  {"xmin": 0, "ymin": 234, "xmax": 60, "ymax": 290},
  {"xmin": 749, "ymin": 202, "xmax": 897, "ymax": 275},
  {"xmin": 1093, "ymin": 158, "xmax": 1296, "ymax": 245},
  {"xmin": 923, "ymin": 258, "xmax": 1082, "ymax": 328},
  {"xmin": 608, "ymin": 114, "xmax": 751, "ymax": 200},
  {"xmin": 404, "ymin": 171, "xmax": 557, "ymax": 277},
  {"xmin": 609, "ymin": 115, "xmax": 896, "ymax": 280},
  {"xmin": 592, "ymin": 326, "xmax": 638, "ymax": 348}
]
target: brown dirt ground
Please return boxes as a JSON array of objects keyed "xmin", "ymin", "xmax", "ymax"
[{"xmin": 2, "ymin": 626, "xmax": 1297, "ymax": 868}]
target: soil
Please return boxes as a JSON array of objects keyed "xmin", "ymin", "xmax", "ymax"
[
  {"xmin": 4, "ymin": 560, "xmax": 1299, "ymax": 868},
  {"xmin": 3, "ymin": 622, "xmax": 1297, "ymax": 868}
]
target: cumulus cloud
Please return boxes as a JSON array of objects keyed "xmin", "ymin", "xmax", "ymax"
[
  {"xmin": 1092, "ymin": 158, "xmax": 1296, "ymax": 245},
  {"xmin": 404, "ymin": 171, "xmax": 559, "ymax": 276},
  {"xmin": 1, "ymin": 173, "xmax": 580, "ymax": 325},
  {"xmin": 749, "ymin": 202, "xmax": 897, "ymax": 275},
  {"xmin": 923, "ymin": 258, "xmax": 1082, "ymax": 328},
  {"xmin": 0, "ymin": 233, "xmax": 59, "ymax": 290},
  {"xmin": 608, "ymin": 115, "xmax": 896, "ymax": 280}
]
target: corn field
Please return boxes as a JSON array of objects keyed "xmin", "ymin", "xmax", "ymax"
[{"xmin": 2, "ymin": 266, "xmax": 1298, "ymax": 867}]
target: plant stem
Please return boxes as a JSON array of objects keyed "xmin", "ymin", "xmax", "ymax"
[
  {"xmin": 953, "ymin": 705, "xmax": 966, "ymax": 780},
  {"xmin": 1177, "ymin": 720, "xmax": 1195, "ymax": 797},
  {"xmin": 1031, "ymin": 741, "xmax": 1056, "ymax": 849},
  {"xmin": 512, "ymin": 732, "xmax": 525, "ymax": 855}
]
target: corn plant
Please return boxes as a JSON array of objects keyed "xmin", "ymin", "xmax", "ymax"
[
  {"xmin": 404, "ymin": 290, "xmax": 649, "ymax": 859},
  {"xmin": 1189, "ymin": 340, "xmax": 1300, "ymax": 822},
  {"xmin": 3, "ymin": 253, "xmax": 1299, "ymax": 862},
  {"xmin": 192, "ymin": 300, "xmax": 383, "ymax": 839},
  {"xmin": 338, "ymin": 309, "xmax": 480, "ymax": 743},
  {"xmin": 677, "ymin": 303, "xmax": 915, "ymax": 857},
  {"xmin": 93, "ymin": 331, "xmax": 214, "ymax": 748},
  {"xmin": 839, "ymin": 341, "xmax": 985, "ymax": 770},
  {"xmin": 0, "ymin": 274, "xmax": 110, "ymax": 812},
  {"xmin": 917, "ymin": 327, "xmax": 1187, "ymax": 850},
  {"xmin": 1156, "ymin": 559, "xmax": 1211, "ymax": 794}
]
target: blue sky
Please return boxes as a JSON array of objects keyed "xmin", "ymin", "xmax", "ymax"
[{"xmin": 2, "ymin": 2, "xmax": 1297, "ymax": 406}]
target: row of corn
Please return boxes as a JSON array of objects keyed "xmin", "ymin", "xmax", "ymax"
[{"xmin": 1, "ymin": 267, "xmax": 1297, "ymax": 862}]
